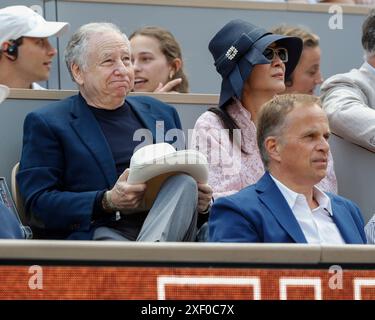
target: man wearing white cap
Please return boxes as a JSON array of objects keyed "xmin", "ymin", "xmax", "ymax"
[
  {"xmin": 0, "ymin": 5, "xmax": 69, "ymax": 89},
  {"xmin": 0, "ymin": 84, "xmax": 25, "ymax": 239}
]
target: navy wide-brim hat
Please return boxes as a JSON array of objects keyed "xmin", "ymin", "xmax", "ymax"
[{"xmin": 209, "ymin": 19, "xmax": 303, "ymax": 108}]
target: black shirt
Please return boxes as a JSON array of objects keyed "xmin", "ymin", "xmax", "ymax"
[
  {"xmin": 89, "ymin": 100, "xmax": 148, "ymax": 240},
  {"xmin": 89, "ymin": 101, "xmax": 144, "ymax": 176}
]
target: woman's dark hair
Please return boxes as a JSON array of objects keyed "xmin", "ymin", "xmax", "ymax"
[
  {"xmin": 362, "ymin": 9, "xmax": 375, "ymax": 56},
  {"xmin": 129, "ymin": 26, "xmax": 189, "ymax": 93},
  {"xmin": 208, "ymin": 106, "xmax": 248, "ymax": 154}
]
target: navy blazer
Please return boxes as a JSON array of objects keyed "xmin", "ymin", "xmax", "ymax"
[
  {"xmin": 17, "ymin": 94, "xmax": 183, "ymax": 240},
  {"xmin": 209, "ymin": 172, "xmax": 366, "ymax": 244}
]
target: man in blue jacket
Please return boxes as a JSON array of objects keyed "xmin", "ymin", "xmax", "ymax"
[
  {"xmin": 210, "ymin": 94, "xmax": 366, "ymax": 244},
  {"xmin": 17, "ymin": 23, "xmax": 212, "ymax": 240},
  {"xmin": 0, "ymin": 84, "xmax": 24, "ymax": 239}
]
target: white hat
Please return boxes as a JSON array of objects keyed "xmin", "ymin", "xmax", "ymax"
[
  {"xmin": 127, "ymin": 143, "xmax": 208, "ymax": 211},
  {"xmin": 0, "ymin": 6, "xmax": 69, "ymax": 46},
  {"xmin": 0, "ymin": 85, "xmax": 9, "ymax": 104}
]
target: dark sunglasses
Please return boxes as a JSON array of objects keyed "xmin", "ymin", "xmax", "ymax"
[{"xmin": 263, "ymin": 47, "xmax": 288, "ymax": 63}]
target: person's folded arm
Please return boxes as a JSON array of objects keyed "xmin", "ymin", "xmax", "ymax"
[{"xmin": 322, "ymin": 83, "xmax": 375, "ymax": 152}]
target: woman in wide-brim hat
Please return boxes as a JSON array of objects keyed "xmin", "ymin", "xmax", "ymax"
[{"xmin": 191, "ymin": 19, "xmax": 337, "ymax": 202}]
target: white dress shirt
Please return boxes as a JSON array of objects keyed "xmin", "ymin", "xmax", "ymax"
[
  {"xmin": 364, "ymin": 61, "xmax": 375, "ymax": 77},
  {"xmin": 32, "ymin": 83, "xmax": 46, "ymax": 90},
  {"xmin": 270, "ymin": 175, "xmax": 345, "ymax": 244}
]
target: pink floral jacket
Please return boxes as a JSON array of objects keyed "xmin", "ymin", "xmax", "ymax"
[{"xmin": 190, "ymin": 100, "xmax": 338, "ymax": 199}]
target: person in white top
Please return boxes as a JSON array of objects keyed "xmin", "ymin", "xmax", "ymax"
[
  {"xmin": 321, "ymin": 9, "xmax": 375, "ymax": 151},
  {"xmin": 210, "ymin": 94, "xmax": 366, "ymax": 244},
  {"xmin": 365, "ymin": 214, "xmax": 375, "ymax": 244},
  {"xmin": 0, "ymin": 6, "xmax": 69, "ymax": 89}
]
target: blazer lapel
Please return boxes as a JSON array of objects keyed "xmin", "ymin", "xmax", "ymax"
[
  {"xmin": 257, "ymin": 173, "xmax": 307, "ymax": 243},
  {"xmin": 69, "ymin": 96, "xmax": 117, "ymax": 187},
  {"xmin": 127, "ymin": 97, "xmax": 159, "ymax": 143},
  {"xmin": 330, "ymin": 198, "xmax": 364, "ymax": 244}
]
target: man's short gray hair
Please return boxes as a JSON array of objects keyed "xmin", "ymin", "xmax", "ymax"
[
  {"xmin": 64, "ymin": 22, "xmax": 130, "ymax": 82},
  {"xmin": 256, "ymin": 94, "xmax": 321, "ymax": 169},
  {"xmin": 362, "ymin": 9, "xmax": 375, "ymax": 59}
]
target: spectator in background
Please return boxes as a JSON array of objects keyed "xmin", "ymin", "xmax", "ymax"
[
  {"xmin": 191, "ymin": 19, "xmax": 337, "ymax": 202},
  {"xmin": 130, "ymin": 26, "xmax": 189, "ymax": 93},
  {"xmin": 0, "ymin": 5, "xmax": 69, "ymax": 89},
  {"xmin": 17, "ymin": 22, "xmax": 212, "ymax": 241},
  {"xmin": 210, "ymin": 94, "xmax": 366, "ymax": 244},
  {"xmin": 0, "ymin": 84, "xmax": 24, "ymax": 239},
  {"xmin": 365, "ymin": 214, "xmax": 375, "ymax": 244},
  {"xmin": 321, "ymin": 9, "xmax": 375, "ymax": 152},
  {"xmin": 271, "ymin": 25, "xmax": 323, "ymax": 95}
]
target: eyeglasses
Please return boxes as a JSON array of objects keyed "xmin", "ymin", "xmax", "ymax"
[{"xmin": 263, "ymin": 47, "xmax": 288, "ymax": 63}]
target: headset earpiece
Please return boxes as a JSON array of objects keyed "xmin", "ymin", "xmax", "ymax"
[
  {"xmin": 6, "ymin": 41, "xmax": 19, "ymax": 60},
  {"xmin": 1, "ymin": 40, "xmax": 19, "ymax": 61}
]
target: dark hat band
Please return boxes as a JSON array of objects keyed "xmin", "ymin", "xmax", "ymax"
[{"xmin": 215, "ymin": 29, "xmax": 271, "ymax": 78}]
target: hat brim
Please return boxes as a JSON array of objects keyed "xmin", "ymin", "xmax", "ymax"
[
  {"xmin": 127, "ymin": 150, "xmax": 208, "ymax": 211},
  {"xmin": 218, "ymin": 34, "xmax": 302, "ymax": 108},
  {"xmin": 128, "ymin": 150, "xmax": 208, "ymax": 184},
  {"xmin": 23, "ymin": 21, "xmax": 69, "ymax": 38},
  {"xmin": 0, "ymin": 85, "xmax": 10, "ymax": 104}
]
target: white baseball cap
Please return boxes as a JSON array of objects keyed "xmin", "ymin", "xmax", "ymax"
[
  {"xmin": 0, "ymin": 5, "xmax": 69, "ymax": 46},
  {"xmin": 0, "ymin": 85, "xmax": 9, "ymax": 104}
]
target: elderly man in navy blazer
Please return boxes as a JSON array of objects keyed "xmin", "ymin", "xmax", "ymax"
[
  {"xmin": 209, "ymin": 94, "xmax": 366, "ymax": 244},
  {"xmin": 17, "ymin": 23, "xmax": 212, "ymax": 240}
]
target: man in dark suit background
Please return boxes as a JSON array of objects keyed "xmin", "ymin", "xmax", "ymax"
[
  {"xmin": 209, "ymin": 94, "xmax": 366, "ymax": 244},
  {"xmin": 17, "ymin": 22, "xmax": 212, "ymax": 241}
]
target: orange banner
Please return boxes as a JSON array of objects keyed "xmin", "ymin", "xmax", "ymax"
[{"xmin": 0, "ymin": 266, "xmax": 374, "ymax": 300}]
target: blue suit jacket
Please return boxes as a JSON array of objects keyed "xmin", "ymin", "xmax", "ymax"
[
  {"xmin": 209, "ymin": 172, "xmax": 366, "ymax": 244},
  {"xmin": 0, "ymin": 203, "xmax": 24, "ymax": 239},
  {"xmin": 17, "ymin": 94, "xmax": 183, "ymax": 240}
]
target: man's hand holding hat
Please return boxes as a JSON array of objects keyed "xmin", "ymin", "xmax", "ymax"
[{"xmin": 103, "ymin": 169, "xmax": 147, "ymax": 212}]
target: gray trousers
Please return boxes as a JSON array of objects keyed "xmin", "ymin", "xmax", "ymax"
[{"xmin": 93, "ymin": 174, "xmax": 198, "ymax": 242}]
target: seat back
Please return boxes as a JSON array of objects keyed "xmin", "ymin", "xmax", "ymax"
[{"xmin": 11, "ymin": 162, "xmax": 27, "ymax": 225}]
